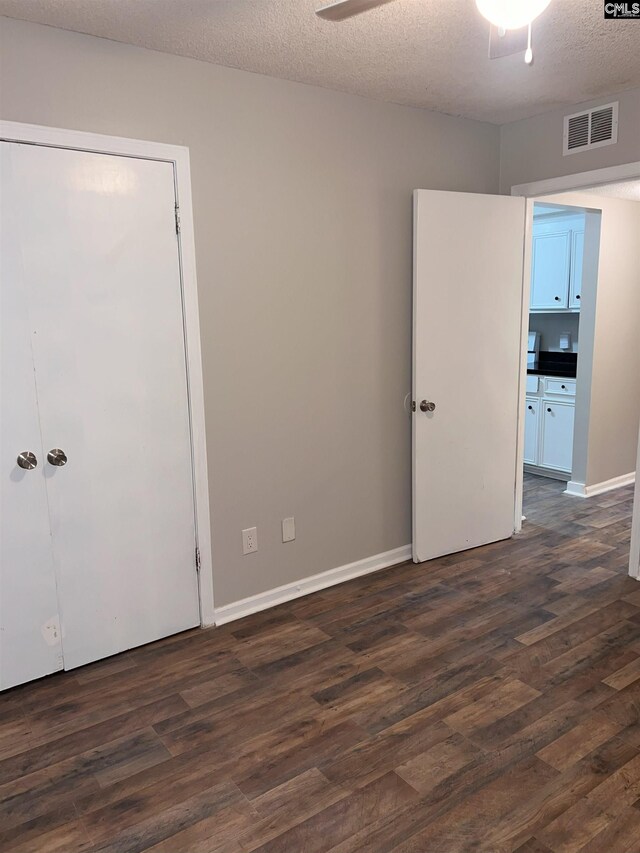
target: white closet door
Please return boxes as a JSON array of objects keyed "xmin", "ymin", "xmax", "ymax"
[
  {"xmin": 1, "ymin": 143, "xmax": 63, "ymax": 689},
  {"xmin": 10, "ymin": 143, "xmax": 200, "ymax": 670}
]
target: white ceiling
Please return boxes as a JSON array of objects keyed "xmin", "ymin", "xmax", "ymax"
[
  {"xmin": 586, "ymin": 180, "xmax": 640, "ymax": 201},
  {"xmin": 1, "ymin": 0, "xmax": 639, "ymax": 123}
]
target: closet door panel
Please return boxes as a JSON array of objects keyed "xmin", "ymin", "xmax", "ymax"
[
  {"xmin": 11, "ymin": 144, "xmax": 200, "ymax": 670},
  {"xmin": 0, "ymin": 143, "xmax": 63, "ymax": 690}
]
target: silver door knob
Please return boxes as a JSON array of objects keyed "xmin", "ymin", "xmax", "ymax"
[
  {"xmin": 47, "ymin": 448, "xmax": 68, "ymax": 467},
  {"xmin": 420, "ymin": 400, "xmax": 436, "ymax": 413},
  {"xmin": 17, "ymin": 451, "xmax": 38, "ymax": 470}
]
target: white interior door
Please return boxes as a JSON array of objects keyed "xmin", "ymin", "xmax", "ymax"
[
  {"xmin": 8, "ymin": 143, "xmax": 200, "ymax": 670},
  {"xmin": 1, "ymin": 144, "xmax": 63, "ymax": 689},
  {"xmin": 412, "ymin": 190, "xmax": 526, "ymax": 563}
]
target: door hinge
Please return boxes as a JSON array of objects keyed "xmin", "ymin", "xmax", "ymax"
[
  {"xmin": 195, "ymin": 546, "xmax": 201, "ymax": 572},
  {"xmin": 174, "ymin": 203, "xmax": 181, "ymax": 235}
]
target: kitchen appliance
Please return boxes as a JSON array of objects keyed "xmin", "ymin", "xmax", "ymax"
[{"xmin": 527, "ymin": 330, "xmax": 540, "ymax": 369}]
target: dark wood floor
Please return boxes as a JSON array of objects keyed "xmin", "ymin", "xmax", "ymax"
[{"xmin": 3, "ymin": 474, "xmax": 640, "ymax": 852}]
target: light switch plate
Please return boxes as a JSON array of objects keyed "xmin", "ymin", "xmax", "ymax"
[{"xmin": 282, "ymin": 517, "xmax": 295, "ymax": 543}]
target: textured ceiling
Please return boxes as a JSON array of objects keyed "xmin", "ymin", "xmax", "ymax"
[
  {"xmin": 587, "ymin": 180, "xmax": 640, "ymax": 201},
  {"xmin": 1, "ymin": 0, "xmax": 639, "ymax": 123}
]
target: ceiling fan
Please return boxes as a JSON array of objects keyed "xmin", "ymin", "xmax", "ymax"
[
  {"xmin": 315, "ymin": 0, "xmax": 396, "ymax": 20},
  {"xmin": 316, "ymin": 0, "xmax": 553, "ymax": 64}
]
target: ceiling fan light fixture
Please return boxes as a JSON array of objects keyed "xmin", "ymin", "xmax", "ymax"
[{"xmin": 475, "ymin": 0, "xmax": 552, "ymax": 30}]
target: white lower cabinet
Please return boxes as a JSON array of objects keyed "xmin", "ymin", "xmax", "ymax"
[
  {"xmin": 523, "ymin": 375, "xmax": 575, "ymax": 474},
  {"xmin": 524, "ymin": 398, "xmax": 541, "ymax": 464},
  {"xmin": 541, "ymin": 400, "xmax": 575, "ymax": 473}
]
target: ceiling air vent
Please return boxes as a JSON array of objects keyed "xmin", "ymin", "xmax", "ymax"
[{"xmin": 563, "ymin": 102, "xmax": 618, "ymax": 156}]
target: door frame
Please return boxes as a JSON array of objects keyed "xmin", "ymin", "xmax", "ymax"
[
  {"xmin": 511, "ymin": 161, "xmax": 640, "ymax": 198},
  {"xmin": 511, "ymin": 160, "xmax": 640, "ymax": 581},
  {"xmin": 0, "ymin": 120, "xmax": 216, "ymax": 623}
]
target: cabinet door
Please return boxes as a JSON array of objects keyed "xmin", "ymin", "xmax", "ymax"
[
  {"xmin": 530, "ymin": 231, "xmax": 571, "ymax": 309},
  {"xmin": 523, "ymin": 398, "xmax": 540, "ymax": 465},
  {"xmin": 569, "ymin": 229, "xmax": 584, "ymax": 309},
  {"xmin": 541, "ymin": 401, "xmax": 575, "ymax": 473}
]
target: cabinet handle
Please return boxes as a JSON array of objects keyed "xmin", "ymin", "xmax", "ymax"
[
  {"xmin": 547, "ymin": 407, "xmax": 552, "ymax": 413},
  {"xmin": 561, "ymin": 385, "xmax": 566, "ymax": 390},
  {"xmin": 576, "ymin": 294, "xmax": 580, "ymax": 300},
  {"xmin": 554, "ymin": 296, "xmax": 561, "ymax": 301},
  {"xmin": 528, "ymin": 405, "xmax": 533, "ymax": 411}
]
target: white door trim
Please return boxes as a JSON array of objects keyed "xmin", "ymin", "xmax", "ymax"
[
  {"xmin": 0, "ymin": 120, "xmax": 215, "ymax": 625},
  {"xmin": 511, "ymin": 162, "xmax": 640, "ymax": 199},
  {"xmin": 631, "ymin": 432, "xmax": 640, "ymax": 580},
  {"xmin": 511, "ymin": 160, "xmax": 640, "ymax": 583},
  {"xmin": 513, "ymin": 199, "xmax": 535, "ymax": 535}
]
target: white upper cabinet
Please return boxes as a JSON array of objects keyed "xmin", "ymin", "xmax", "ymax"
[
  {"xmin": 530, "ymin": 230, "xmax": 571, "ymax": 309},
  {"xmin": 530, "ymin": 214, "xmax": 585, "ymax": 312},
  {"xmin": 569, "ymin": 230, "xmax": 584, "ymax": 309}
]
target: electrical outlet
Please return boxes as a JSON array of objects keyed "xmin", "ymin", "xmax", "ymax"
[
  {"xmin": 282, "ymin": 516, "xmax": 296, "ymax": 543},
  {"xmin": 242, "ymin": 527, "xmax": 258, "ymax": 555}
]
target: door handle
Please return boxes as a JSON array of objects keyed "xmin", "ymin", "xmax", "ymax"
[
  {"xmin": 17, "ymin": 451, "xmax": 38, "ymax": 470},
  {"xmin": 420, "ymin": 400, "xmax": 436, "ymax": 413},
  {"xmin": 47, "ymin": 448, "xmax": 68, "ymax": 467}
]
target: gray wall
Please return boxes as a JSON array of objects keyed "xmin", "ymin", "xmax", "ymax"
[
  {"xmin": 0, "ymin": 18, "xmax": 500, "ymax": 608},
  {"xmin": 538, "ymin": 191, "xmax": 640, "ymax": 488},
  {"xmin": 500, "ymin": 87, "xmax": 640, "ymax": 193}
]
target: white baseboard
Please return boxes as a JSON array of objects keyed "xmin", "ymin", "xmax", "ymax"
[
  {"xmin": 524, "ymin": 464, "xmax": 569, "ymax": 482},
  {"xmin": 564, "ymin": 480, "xmax": 586, "ymax": 497},
  {"xmin": 565, "ymin": 472, "xmax": 635, "ymax": 499},
  {"xmin": 213, "ymin": 544, "xmax": 412, "ymax": 626}
]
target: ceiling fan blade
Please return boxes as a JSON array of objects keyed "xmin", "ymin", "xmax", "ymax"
[{"xmin": 316, "ymin": 0, "xmax": 396, "ymax": 21}]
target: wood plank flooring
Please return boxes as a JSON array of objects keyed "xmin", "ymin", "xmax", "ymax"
[{"xmin": 2, "ymin": 474, "xmax": 640, "ymax": 852}]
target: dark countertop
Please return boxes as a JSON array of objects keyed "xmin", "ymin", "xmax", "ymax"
[
  {"xmin": 527, "ymin": 367, "xmax": 577, "ymax": 378},
  {"xmin": 527, "ymin": 351, "xmax": 577, "ymax": 379}
]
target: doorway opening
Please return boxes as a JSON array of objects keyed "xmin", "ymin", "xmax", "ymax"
[
  {"xmin": 519, "ymin": 180, "xmax": 640, "ymax": 554},
  {"xmin": 521, "ymin": 200, "xmax": 600, "ymax": 521},
  {"xmin": 411, "ymin": 182, "xmax": 638, "ymax": 576}
]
